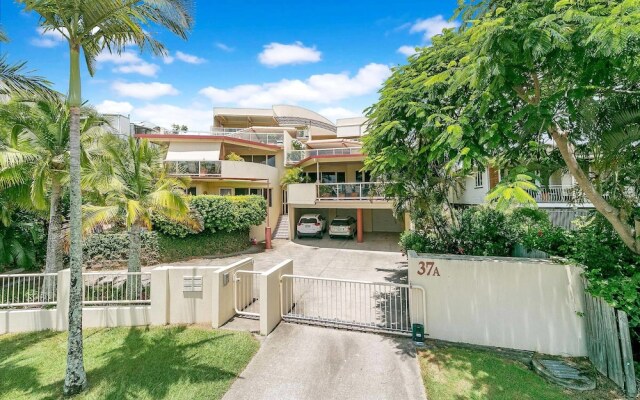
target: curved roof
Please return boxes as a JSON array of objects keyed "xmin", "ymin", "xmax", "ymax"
[{"xmin": 272, "ymin": 105, "xmax": 336, "ymax": 134}]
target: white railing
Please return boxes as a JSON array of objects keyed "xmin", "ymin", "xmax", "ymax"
[
  {"xmin": 280, "ymin": 275, "xmax": 424, "ymax": 335},
  {"xmin": 0, "ymin": 273, "xmax": 58, "ymax": 308},
  {"xmin": 171, "ymin": 129, "xmax": 285, "ymax": 146},
  {"xmin": 286, "ymin": 147, "xmax": 362, "ymax": 164},
  {"xmin": 316, "ymin": 182, "xmax": 385, "ymax": 201},
  {"xmin": 234, "ymin": 270, "xmax": 261, "ymax": 317},
  {"xmin": 165, "ymin": 161, "xmax": 221, "ymax": 177},
  {"xmin": 82, "ymin": 272, "xmax": 151, "ymax": 306},
  {"xmin": 529, "ymin": 185, "xmax": 589, "ymax": 203}
]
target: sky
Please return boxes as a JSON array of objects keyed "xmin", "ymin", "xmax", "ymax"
[{"xmin": 0, "ymin": 0, "xmax": 460, "ymax": 131}]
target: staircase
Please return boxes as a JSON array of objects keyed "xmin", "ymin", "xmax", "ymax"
[{"xmin": 273, "ymin": 215, "xmax": 290, "ymax": 240}]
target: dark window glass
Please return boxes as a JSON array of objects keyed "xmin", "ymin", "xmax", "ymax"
[
  {"xmin": 300, "ymin": 218, "xmax": 317, "ymax": 224},
  {"xmin": 331, "ymin": 219, "xmax": 351, "ymax": 226},
  {"xmin": 307, "ymin": 173, "xmax": 318, "ymax": 182},
  {"xmin": 235, "ymin": 188, "xmax": 249, "ymax": 196},
  {"xmin": 187, "ymin": 187, "xmax": 197, "ymax": 196},
  {"xmin": 266, "ymin": 155, "xmax": 276, "ymax": 167},
  {"xmin": 337, "ymin": 172, "xmax": 346, "ymax": 183}
]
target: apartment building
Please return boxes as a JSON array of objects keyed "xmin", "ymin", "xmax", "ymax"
[
  {"xmin": 135, "ymin": 104, "xmax": 589, "ymax": 242},
  {"xmin": 135, "ymin": 105, "xmax": 408, "ymax": 244}
]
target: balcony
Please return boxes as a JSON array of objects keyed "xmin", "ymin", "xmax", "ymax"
[
  {"xmin": 316, "ymin": 182, "xmax": 385, "ymax": 201},
  {"xmin": 286, "ymin": 147, "xmax": 363, "ymax": 165},
  {"xmin": 167, "ymin": 128, "xmax": 285, "ymax": 146},
  {"xmin": 165, "ymin": 160, "xmax": 279, "ymax": 182},
  {"xmin": 528, "ymin": 185, "xmax": 593, "ymax": 204}
]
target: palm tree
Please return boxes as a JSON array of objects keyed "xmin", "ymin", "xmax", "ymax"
[
  {"xmin": 16, "ymin": 1, "xmax": 193, "ymax": 394},
  {"xmin": 83, "ymin": 136, "xmax": 197, "ymax": 297},
  {"xmin": 0, "ymin": 28, "xmax": 55, "ymax": 100},
  {"xmin": 0, "ymin": 99, "xmax": 105, "ymax": 280}
]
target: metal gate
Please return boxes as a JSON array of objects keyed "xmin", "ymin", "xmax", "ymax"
[
  {"xmin": 234, "ymin": 270, "xmax": 261, "ymax": 317},
  {"xmin": 280, "ymin": 274, "xmax": 425, "ymax": 336}
]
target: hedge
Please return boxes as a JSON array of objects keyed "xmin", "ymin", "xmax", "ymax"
[
  {"xmin": 83, "ymin": 230, "xmax": 251, "ymax": 269},
  {"xmin": 157, "ymin": 229, "xmax": 250, "ymax": 263},
  {"xmin": 152, "ymin": 195, "xmax": 266, "ymax": 238}
]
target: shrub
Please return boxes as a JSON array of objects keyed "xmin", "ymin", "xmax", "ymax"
[
  {"xmin": 454, "ymin": 207, "xmax": 520, "ymax": 256},
  {"xmin": 83, "ymin": 231, "xmax": 160, "ymax": 269},
  {"xmin": 226, "ymin": 152, "xmax": 245, "ymax": 161},
  {"xmin": 281, "ymin": 167, "xmax": 307, "ymax": 186},
  {"xmin": 151, "ymin": 209, "xmax": 204, "ymax": 238},
  {"xmin": 152, "ymin": 195, "xmax": 266, "ymax": 237},
  {"xmin": 399, "ymin": 231, "xmax": 451, "ymax": 254},
  {"xmin": 157, "ymin": 230, "xmax": 250, "ymax": 262}
]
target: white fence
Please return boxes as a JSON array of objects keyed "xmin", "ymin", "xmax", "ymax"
[
  {"xmin": 233, "ymin": 270, "xmax": 260, "ymax": 317},
  {"xmin": 0, "ymin": 273, "xmax": 58, "ymax": 308},
  {"xmin": 83, "ymin": 272, "xmax": 151, "ymax": 306}
]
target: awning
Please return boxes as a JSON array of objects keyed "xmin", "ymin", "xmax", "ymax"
[{"xmin": 165, "ymin": 141, "xmax": 221, "ymax": 161}]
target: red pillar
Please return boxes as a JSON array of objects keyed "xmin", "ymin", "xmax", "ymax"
[
  {"xmin": 356, "ymin": 208, "xmax": 363, "ymax": 243},
  {"xmin": 265, "ymin": 227, "xmax": 272, "ymax": 250}
]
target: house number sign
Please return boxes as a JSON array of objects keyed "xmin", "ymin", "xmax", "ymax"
[{"xmin": 417, "ymin": 261, "xmax": 440, "ymax": 277}]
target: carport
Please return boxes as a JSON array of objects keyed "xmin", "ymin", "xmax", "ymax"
[{"xmin": 290, "ymin": 206, "xmax": 406, "ymax": 244}]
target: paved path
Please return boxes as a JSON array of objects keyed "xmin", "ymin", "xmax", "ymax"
[{"xmin": 223, "ymin": 323, "xmax": 426, "ymax": 400}]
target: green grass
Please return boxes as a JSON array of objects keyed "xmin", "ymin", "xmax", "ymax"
[
  {"xmin": 419, "ymin": 346, "xmax": 571, "ymax": 400},
  {"xmin": 0, "ymin": 326, "xmax": 259, "ymax": 400}
]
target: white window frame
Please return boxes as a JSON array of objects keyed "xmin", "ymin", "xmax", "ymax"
[
  {"xmin": 219, "ymin": 188, "xmax": 233, "ymax": 196},
  {"xmin": 475, "ymin": 170, "xmax": 484, "ymax": 188}
]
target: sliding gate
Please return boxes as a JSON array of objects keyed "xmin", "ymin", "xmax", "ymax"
[{"xmin": 280, "ymin": 274, "xmax": 425, "ymax": 336}]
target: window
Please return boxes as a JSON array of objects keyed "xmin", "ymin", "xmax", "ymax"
[
  {"xmin": 235, "ymin": 188, "xmax": 249, "ymax": 196},
  {"xmin": 306, "ymin": 172, "xmax": 318, "ymax": 182},
  {"xmin": 355, "ymin": 170, "xmax": 371, "ymax": 183},
  {"xmin": 219, "ymin": 188, "xmax": 233, "ymax": 196},
  {"xmin": 475, "ymin": 171, "xmax": 484, "ymax": 188},
  {"xmin": 187, "ymin": 187, "xmax": 197, "ymax": 196},
  {"xmin": 238, "ymin": 154, "xmax": 276, "ymax": 166},
  {"xmin": 320, "ymin": 172, "xmax": 346, "ymax": 183}
]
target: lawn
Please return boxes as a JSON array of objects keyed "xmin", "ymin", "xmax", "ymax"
[
  {"xmin": 419, "ymin": 345, "xmax": 621, "ymax": 400},
  {"xmin": 0, "ymin": 326, "xmax": 259, "ymax": 400}
]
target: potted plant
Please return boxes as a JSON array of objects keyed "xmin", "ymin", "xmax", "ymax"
[{"xmin": 318, "ymin": 185, "xmax": 333, "ymax": 198}]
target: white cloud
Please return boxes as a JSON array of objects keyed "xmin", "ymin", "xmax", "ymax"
[
  {"xmin": 258, "ymin": 42, "xmax": 321, "ymax": 67},
  {"xmin": 112, "ymin": 82, "xmax": 179, "ymax": 100},
  {"xmin": 133, "ymin": 104, "xmax": 212, "ymax": 131},
  {"xmin": 114, "ymin": 63, "xmax": 159, "ymax": 77},
  {"xmin": 215, "ymin": 42, "xmax": 234, "ymax": 52},
  {"xmin": 199, "ymin": 63, "xmax": 390, "ymax": 107},
  {"xmin": 95, "ymin": 100, "xmax": 134, "ymax": 115},
  {"xmin": 175, "ymin": 51, "xmax": 206, "ymax": 64},
  {"xmin": 397, "ymin": 45, "xmax": 418, "ymax": 57},
  {"xmin": 30, "ymin": 27, "xmax": 66, "ymax": 48},
  {"xmin": 318, "ymin": 107, "xmax": 361, "ymax": 123},
  {"xmin": 409, "ymin": 15, "xmax": 459, "ymax": 41},
  {"xmin": 162, "ymin": 52, "xmax": 175, "ymax": 64},
  {"xmin": 96, "ymin": 50, "xmax": 160, "ymax": 77}
]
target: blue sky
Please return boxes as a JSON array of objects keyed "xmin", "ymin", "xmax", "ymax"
[{"xmin": 0, "ymin": 0, "xmax": 459, "ymax": 130}]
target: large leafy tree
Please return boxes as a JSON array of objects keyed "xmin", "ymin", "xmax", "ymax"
[
  {"xmin": 366, "ymin": 0, "xmax": 640, "ymax": 254},
  {"xmin": 16, "ymin": 0, "xmax": 193, "ymax": 394},
  {"xmin": 82, "ymin": 136, "xmax": 196, "ymax": 297}
]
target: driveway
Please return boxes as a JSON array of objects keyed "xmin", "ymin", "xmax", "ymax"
[
  {"xmin": 222, "ymin": 323, "xmax": 426, "ymax": 400},
  {"xmin": 154, "ymin": 238, "xmax": 408, "ymax": 283}
]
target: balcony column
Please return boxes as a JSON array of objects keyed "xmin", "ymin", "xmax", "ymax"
[{"xmin": 356, "ymin": 208, "xmax": 363, "ymax": 243}]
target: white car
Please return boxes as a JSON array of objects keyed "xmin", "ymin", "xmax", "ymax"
[
  {"xmin": 329, "ymin": 216, "xmax": 357, "ymax": 239},
  {"xmin": 296, "ymin": 214, "xmax": 327, "ymax": 238}
]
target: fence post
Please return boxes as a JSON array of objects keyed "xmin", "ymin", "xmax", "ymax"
[
  {"xmin": 212, "ymin": 258, "xmax": 254, "ymax": 328},
  {"xmin": 56, "ymin": 269, "xmax": 70, "ymax": 331},
  {"xmin": 617, "ymin": 311, "xmax": 638, "ymax": 398},
  {"xmin": 259, "ymin": 259, "xmax": 293, "ymax": 336},
  {"xmin": 150, "ymin": 267, "xmax": 169, "ymax": 326}
]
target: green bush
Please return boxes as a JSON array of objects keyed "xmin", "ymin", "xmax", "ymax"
[
  {"xmin": 83, "ymin": 231, "xmax": 160, "ymax": 269},
  {"xmin": 157, "ymin": 230, "xmax": 250, "ymax": 262},
  {"xmin": 151, "ymin": 210, "xmax": 204, "ymax": 238},
  {"xmin": 399, "ymin": 231, "xmax": 451, "ymax": 254},
  {"xmin": 454, "ymin": 207, "xmax": 520, "ymax": 256},
  {"xmin": 152, "ymin": 195, "xmax": 266, "ymax": 237}
]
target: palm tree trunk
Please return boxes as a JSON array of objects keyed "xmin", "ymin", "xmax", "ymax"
[
  {"xmin": 41, "ymin": 180, "xmax": 62, "ymax": 302},
  {"xmin": 126, "ymin": 223, "xmax": 142, "ymax": 300},
  {"xmin": 63, "ymin": 45, "xmax": 87, "ymax": 396}
]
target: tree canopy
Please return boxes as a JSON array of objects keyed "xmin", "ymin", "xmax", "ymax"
[{"xmin": 365, "ymin": 0, "xmax": 640, "ymax": 253}]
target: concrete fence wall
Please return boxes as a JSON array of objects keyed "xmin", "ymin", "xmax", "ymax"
[
  {"xmin": 408, "ymin": 251, "xmax": 587, "ymax": 356},
  {"xmin": 259, "ymin": 259, "xmax": 293, "ymax": 335}
]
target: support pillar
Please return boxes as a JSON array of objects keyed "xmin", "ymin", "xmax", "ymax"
[{"xmin": 356, "ymin": 208, "xmax": 363, "ymax": 243}]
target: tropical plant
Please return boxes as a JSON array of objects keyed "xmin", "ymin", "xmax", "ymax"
[
  {"xmin": 16, "ymin": 0, "xmax": 194, "ymax": 393},
  {"xmin": 82, "ymin": 136, "xmax": 198, "ymax": 296},
  {"xmin": 226, "ymin": 152, "xmax": 245, "ymax": 161},
  {"xmin": 0, "ymin": 28, "xmax": 54, "ymax": 100},
  {"xmin": 280, "ymin": 167, "xmax": 307, "ymax": 186},
  {"xmin": 0, "ymin": 98, "xmax": 105, "ymax": 277}
]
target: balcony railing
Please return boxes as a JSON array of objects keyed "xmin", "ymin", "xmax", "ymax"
[
  {"xmin": 528, "ymin": 185, "xmax": 589, "ymax": 203},
  {"xmin": 316, "ymin": 182, "xmax": 385, "ymax": 201},
  {"xmin": 165, "ymin": 161, "xmax": 221, "ymax": 177},
  {"xmin": 169, "ymin": 128, "xmax": 284, "ymax": 146},
  {"xmin": 286, "ymin": 147, "xmax": 362, "ymax": 164}
]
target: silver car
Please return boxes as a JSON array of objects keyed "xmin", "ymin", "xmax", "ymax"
[{"xmin": 329, "ymin": 216, "xmax": 357, "ymax": 239}]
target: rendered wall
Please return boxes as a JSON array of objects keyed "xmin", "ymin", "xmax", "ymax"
[
  {"xmin": 260, "ymin": 259, "xmax": 294, "ymax": 335},
  {"xmin": 408, "ymin": 252, "xmax": 587, "ymax": 356}
]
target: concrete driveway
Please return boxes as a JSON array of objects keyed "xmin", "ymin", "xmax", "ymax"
[
  {"xmin": 154, "ymin": 238, "xmax": 408, "ymax": 284},
  {"xmin": 223, "ymin": 323, "xmax": 426, "ymax": 400}
]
